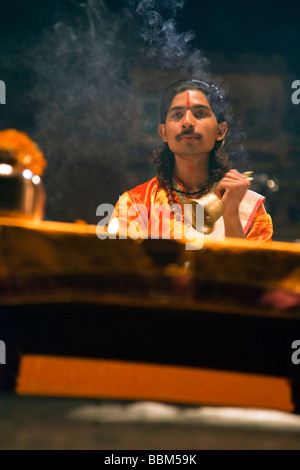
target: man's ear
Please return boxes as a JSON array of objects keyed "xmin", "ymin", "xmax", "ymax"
[
  {"xmin": 158, "ymin": 123, "xmax": 168, "ymax": 142},
  {"xmin": 216, "ymin": 121, "xmax": 228, "ymax": 141}
]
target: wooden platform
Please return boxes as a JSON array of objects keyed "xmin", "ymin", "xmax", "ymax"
[
  {"xmin": 16, "ymin": 355, "xmax": 293, "ymax": 411},
  {"xmin": 0, "ymin": 217, "xmax": 299, "ymax": 412}
]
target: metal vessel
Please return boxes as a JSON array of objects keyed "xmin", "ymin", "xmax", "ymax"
[{"xmin": 0, "ymin": 150, "xmax": 46, "ymax": 221}]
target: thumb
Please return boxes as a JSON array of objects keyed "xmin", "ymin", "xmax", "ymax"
[{"xmin": 215, "ymin": 181, "xmax": 225, "ymax": 200}]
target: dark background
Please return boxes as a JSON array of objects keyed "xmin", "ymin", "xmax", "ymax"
[{"xmin": 0, "ymin": 0, "xmax": 299, "ymax": 241}]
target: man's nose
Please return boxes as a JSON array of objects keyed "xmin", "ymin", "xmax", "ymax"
[{"xmin": 182, "ymin": 110, "xmax": 195, "ymax": 127}]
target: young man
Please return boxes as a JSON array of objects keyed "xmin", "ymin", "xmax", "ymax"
[{"xmin": 108, "ymin": 79, "xmax": 273, "ymax": 243}]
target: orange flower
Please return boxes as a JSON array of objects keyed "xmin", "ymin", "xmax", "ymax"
[{"xmin": 0, "ymin": 129, "xmax": 47, "ymax": 176}]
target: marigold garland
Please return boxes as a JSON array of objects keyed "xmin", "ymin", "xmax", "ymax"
[{"xmin": 0, "ymin": 129, "xmax": 47, "ymax": 176}]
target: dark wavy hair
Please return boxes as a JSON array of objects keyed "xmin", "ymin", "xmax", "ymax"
[{"xmin": 150, "ymin": 79, "xmax": 232, "ymax": 184}]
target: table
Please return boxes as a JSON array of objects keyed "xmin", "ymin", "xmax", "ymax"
[{"xmin": 0, "ymin": 217, "xmax": 299, "ymax": 413}]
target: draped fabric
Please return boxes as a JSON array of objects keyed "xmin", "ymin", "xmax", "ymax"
[{"xmin": 109, "ymin": 176, "xmax": 273, "ymax": 243}]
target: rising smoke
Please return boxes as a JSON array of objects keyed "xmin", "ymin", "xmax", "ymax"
[
  {"xmin": 129, "ymin": 0, "xmax": 211, "ymax": 77},
  {"xmin": 30, "ymin": 1, "xmax": 137, "ymax": 222},
  {"xmin": 27, "ymin": 0, "xmax": 245, "ymax": 223}
]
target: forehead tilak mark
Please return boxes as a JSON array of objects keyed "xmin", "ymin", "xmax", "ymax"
[{"xmin": 186, "ymin": 91, "xmax": 190, "ymax": 109}]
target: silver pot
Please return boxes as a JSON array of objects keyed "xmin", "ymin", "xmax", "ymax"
[{"xmin": 0, "ymin": 161, "xmax": 46, "ymax": 221}]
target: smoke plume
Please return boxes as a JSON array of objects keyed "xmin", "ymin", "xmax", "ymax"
[
  {"xmin": 24, "ymin": 0, "xmax": 246, "ymax": 222},
  {"xmin": 129, "ymin": 0, "xmax": 211, "ymax": 78}
]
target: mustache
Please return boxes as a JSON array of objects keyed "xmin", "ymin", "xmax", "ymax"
[{"xmin": 176, "ymin": 130, "xmax": 202, "ymax": 140}]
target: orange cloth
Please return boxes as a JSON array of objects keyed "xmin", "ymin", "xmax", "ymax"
[{"xmin": 110, "ymin": 176, "xmax": 273, "ymax": 243}]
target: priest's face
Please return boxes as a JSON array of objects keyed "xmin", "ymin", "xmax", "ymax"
[{"xmin": 158, "ymin": 89, "xmax": 227, "ymax": 159}]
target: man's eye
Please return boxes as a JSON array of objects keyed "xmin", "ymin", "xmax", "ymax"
[
  {"xmin": 172, "ymin": 113, "xmax": 183, "ymax": 119},
  {"xmin": 195, "ymin": 112, "xmax": 206, "ymax": 118}
]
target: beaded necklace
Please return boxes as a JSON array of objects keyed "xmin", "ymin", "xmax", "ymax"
[{"xmin": 164, "ymin": 176, "xmax": 213, "ymax": 224}]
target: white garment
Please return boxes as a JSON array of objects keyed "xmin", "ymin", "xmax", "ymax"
[{"xmin": 203, "ymin": 190, "xmax": 265, "ymax": 240}]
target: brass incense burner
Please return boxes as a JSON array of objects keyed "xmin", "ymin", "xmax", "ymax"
[{"xmin": 185, "ymin": 171, "xmax": 253, "ymax": 234}]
